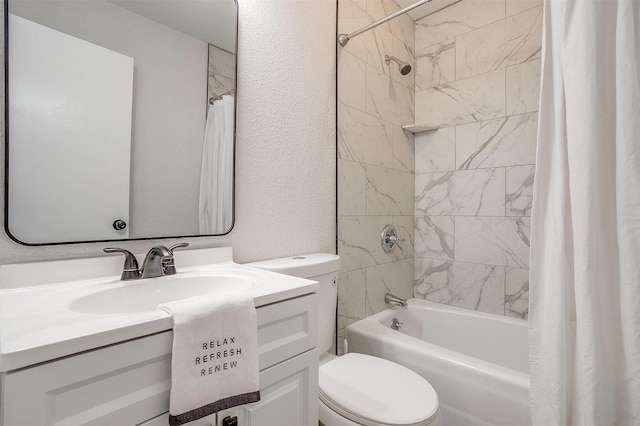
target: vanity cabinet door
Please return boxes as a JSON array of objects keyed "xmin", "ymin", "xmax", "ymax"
[
  {"xmin": 2, "ymin": 332, "xmax": 172, "ymax": 426},
  {"xmin": 256, "ymin": 293, "xmax": 318, "ymax": 370},
  {"xmin": 216, "ymin": 349, "xmax": 319, "ymax": 426},
  {"xmin": 137, "ymin": 413, "xmax": 170, "ymax": 426}
]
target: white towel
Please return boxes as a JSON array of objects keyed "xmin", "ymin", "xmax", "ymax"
[{"xmin": 158, "ymin": 291, "xmax": 260, "ymax": 426}]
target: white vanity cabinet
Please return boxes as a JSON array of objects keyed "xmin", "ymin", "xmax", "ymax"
[
  {"xmin": 0, "ymin": 293, "xmax": 318, "ymax": 426},
  {"xmin": 216, "ymin": 350, "xmax": 318, "ymax": 426}
]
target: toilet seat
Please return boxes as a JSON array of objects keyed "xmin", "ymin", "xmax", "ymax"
[{"xmin": 319, "ymin": 353, "xmax": 439, "ymax": 426}]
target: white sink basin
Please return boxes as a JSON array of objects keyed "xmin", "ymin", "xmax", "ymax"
[{"xmin": 68, "ymin": 272, "xmax": 254, "ymax": 314}]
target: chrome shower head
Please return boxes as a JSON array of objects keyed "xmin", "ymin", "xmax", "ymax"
[{"xmin": 384, "ymin": 54, "xmax": 412, "ymax": 75}]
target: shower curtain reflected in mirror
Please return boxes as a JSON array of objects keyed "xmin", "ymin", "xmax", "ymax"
[{"xmin": 199, "ymin": 95, "xmax": 234, "ymax": 234}]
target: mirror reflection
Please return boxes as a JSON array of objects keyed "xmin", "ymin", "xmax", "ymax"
[{"xmin": 6, "ymin": 0, "xmax": 237, "ymax": 244}]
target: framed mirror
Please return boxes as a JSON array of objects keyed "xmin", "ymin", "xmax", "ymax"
[{"xmin": 4, "ymin": 0, "xmax": 238, "ymax": 245}]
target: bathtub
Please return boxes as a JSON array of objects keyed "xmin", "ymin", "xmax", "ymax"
[{"xmin": 346, "ymin": 299, "xmax": 530, "ymax": 426}]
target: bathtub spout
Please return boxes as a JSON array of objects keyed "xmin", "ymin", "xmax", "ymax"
[{"xmin": 385, "ymin": 293, "xmax": 408, "ymax": 309}]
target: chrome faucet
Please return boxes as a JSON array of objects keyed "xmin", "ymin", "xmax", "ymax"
[
  {"xmin": 140, "ymin": 245, "xmax": 173, "ymax": 278},
  {"xmin": 104, "ymin": 243, "xmax": 189, "ymax": 280},
  {"xmin": 385, "ymin": 293, "xmax": 408, "ymax": 309},
  {"xmin": 141, "ymin": 243, "xmax": 189, "ymax": 278}
]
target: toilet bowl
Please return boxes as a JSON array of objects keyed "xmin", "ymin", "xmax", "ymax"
[{"xmin": 246, "ymin": 254, "xmax": 441, "ymax": 426}]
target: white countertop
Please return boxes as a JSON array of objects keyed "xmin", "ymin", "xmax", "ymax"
[{"xmin": 0, "ymin": 248, "xmax": 318, "ymax": 372}]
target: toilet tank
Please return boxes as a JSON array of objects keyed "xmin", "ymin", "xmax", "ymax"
[{"xmin": 245, "ymin": 254, "xmax": 340, "ymax": 354}]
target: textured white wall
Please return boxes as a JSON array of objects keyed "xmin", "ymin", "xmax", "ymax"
[{"xmin": 0, "ymin": 0, "xmax": 337, "ymax": 265}]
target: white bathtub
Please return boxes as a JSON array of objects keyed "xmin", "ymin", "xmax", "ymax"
[{"xmin": 346, "ymin": 299, "xmax": 530, "ymax": 426}]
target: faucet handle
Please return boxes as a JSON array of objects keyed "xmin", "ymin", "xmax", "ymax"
[
  {"xmin": 389, "ymin": 234, "xmax": 406, "ymax": 249},
  {"xmin": 168, "ymin": 242, "xmax": 189, "ymax": 254},
  {"xmin": 104, "ymin": 248, "xmax": 141, "ymax": 280}
]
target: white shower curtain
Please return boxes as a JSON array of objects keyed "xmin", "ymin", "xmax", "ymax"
[
  {"xmin": 530, "ymin": 0, "xmax": 640, "ymax": 425},
  {"xmin": 199, "ymin": 95, "xmax": 234, "ymax": 234}
]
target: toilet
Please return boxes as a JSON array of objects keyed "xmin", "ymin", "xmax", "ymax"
[{"xmin": 246, "ymin": 254, "xmax": 442, "ymax": 426}]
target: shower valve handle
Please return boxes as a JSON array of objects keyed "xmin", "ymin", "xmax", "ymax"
[
  {"xmin": 381, "ymin": 225, "xmax": 404, "ymax": 253},
  {"xmin": 388, "ymin": 233, "xmax": 406, "ymax": 247}
]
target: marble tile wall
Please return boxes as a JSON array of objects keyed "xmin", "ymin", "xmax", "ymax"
[
  {"xmin": 337, "ymin": 0, "xmax": 416, "ymax": 353},
  {"xmin": 413, "ymin": 0, "xmax": 541, "ymax": 319}
]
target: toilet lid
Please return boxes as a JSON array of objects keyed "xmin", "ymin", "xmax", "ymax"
[{"xmin": 319, "ymin": 353, "xmax": 439, "ymax": 426}]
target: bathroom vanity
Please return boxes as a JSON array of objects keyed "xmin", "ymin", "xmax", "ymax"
[{"xmin": 0, "ymin": 248, "xmax": 319, "ymax": 425}]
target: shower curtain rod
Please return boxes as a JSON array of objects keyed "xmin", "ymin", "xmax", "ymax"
[{"xmin": 338, "ymin": 0, "xmax": 434, "ymax": 47}]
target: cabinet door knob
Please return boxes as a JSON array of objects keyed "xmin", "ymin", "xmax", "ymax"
[
  {"xmin": 112, "ymin": 219, "xmax": 127, "ymax": 231},
  {"xmin": 222, "ymin": 415, "xmax": 238, "ymax": 426}
]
